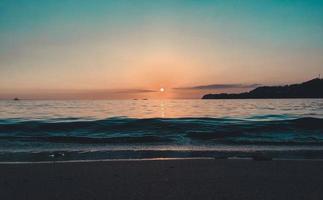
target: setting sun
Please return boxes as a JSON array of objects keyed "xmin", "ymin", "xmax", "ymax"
[{"xmin": 1, "ymin": 1, "xmax": 323, "ymax": 199}]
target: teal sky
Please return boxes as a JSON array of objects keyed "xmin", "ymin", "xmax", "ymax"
[{"xmin": 0, "ymin": 0, "xmax": 323, "ymax": 99}]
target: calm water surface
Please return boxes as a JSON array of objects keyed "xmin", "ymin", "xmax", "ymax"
[
  {"xmin": 0, "ymin": 99, "xmax": 322, "ymax": 161},
  {"xmin": 1, "ymin": 99, "xmax": 323, "ymax": 119}
]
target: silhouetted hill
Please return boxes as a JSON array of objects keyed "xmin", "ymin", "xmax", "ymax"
[{"xmin": 202, "ymin": 78, "xmax": 323, "ymax": 99}]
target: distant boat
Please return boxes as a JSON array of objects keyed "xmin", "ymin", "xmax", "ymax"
[{"xmin": 13, "ymin": 97, "xmax": 20, "ymax": 101}]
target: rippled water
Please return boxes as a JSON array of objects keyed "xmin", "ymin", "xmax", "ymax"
[{"xmin": 0, "ymin": 99, "xmax": 322, "ymax": 161}]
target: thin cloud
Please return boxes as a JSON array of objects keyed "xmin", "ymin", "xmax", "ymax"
[
  {"xmin": 0, "ymin": 88, "xmax": 158, "ymax": 100},
  {"xmin": 110, "ymin": 89, "xmax": 158, "ymax": 94},
  {"xmin": 174, "ymin": 84, "xmax": 261, "ymax": 90}
]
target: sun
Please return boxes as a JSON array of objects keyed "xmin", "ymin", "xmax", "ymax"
[{"xmin": 160, "ymin": 88, "xmax": 165, "ymax": 92}]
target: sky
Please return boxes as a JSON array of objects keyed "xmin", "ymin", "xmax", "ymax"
[{"xmin": 0, "ymin": 0, "xmax": 323, "ymax": 99}]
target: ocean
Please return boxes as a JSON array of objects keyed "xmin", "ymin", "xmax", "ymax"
[{"xmin": 0, "ymin": 99, "xmax": 323, "ymax": 161}]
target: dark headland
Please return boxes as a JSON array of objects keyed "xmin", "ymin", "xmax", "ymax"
[{"xmin": 202, "ymin": 78, "xmax": 323, "ymax": 99}]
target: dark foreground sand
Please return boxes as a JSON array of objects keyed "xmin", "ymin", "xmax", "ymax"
[{"xmin": 1, "ymin": 158, "xmax": 323, "ymax": 200}]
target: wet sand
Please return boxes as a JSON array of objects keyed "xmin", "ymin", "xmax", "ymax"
[{"xmin": 1, "ymin": 159, "xmax": 323, "ymax": 200}]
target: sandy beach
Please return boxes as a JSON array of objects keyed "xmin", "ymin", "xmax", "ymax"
[{"xmin": 1, "ymin": 158, "xmax": 323, "ymax": 200}]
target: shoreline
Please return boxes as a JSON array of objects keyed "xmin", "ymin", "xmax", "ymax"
[
  {"xmin": 1, "ymin": 158, "xmax": 323, "ymax": 200},
  {"xmin": 2, "ymin": 147, "xmax": 323, "ymax": 162},
  {"xmin": 2, "ymin": 156, "xmax": 323, "ymax": 165}
]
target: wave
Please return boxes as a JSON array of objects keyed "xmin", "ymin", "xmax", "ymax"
[{"xmin": 0, "ymin": 117, "xmax": 323, "ymax": 145}]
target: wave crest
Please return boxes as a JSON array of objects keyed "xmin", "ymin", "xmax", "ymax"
[{"xmin": 0, "ymin": 117, "xmax": 322, "ymax": 144}]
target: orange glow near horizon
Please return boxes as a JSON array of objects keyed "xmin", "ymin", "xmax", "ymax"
[{"xmin": 1, "ymin": 1, "xmax": 322, "ymax": 100}]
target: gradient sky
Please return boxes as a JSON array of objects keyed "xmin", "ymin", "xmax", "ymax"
[{"xmin": 1, "ymin": 0, "xmax": 323, "ymax": 99}]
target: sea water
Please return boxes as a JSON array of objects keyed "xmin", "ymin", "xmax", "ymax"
[{"xmin": 0, "ymin": 99, "xmax": 322, "ymax": 161}]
